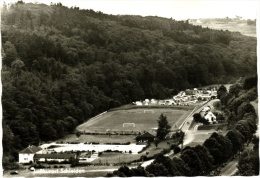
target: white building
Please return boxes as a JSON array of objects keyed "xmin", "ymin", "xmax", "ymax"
[
  {"xmin": 19, "ymin": 145, "xmax": 42, "ymax": 163},
  {"xmin": 204, "ymin": 111, "xmax": 217, "ymax": 124},
  {"xmin": 33, "ymin": 154, "xmax": 76, "ymax": 163}
]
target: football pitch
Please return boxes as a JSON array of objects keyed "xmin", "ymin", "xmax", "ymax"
[{"xmin": 77, "ymin": 108, "xmax": 194, "ymax": 133}]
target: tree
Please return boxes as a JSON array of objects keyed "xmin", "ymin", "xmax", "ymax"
[
  {"xmin": 131, "ymin": 165, "xmax": 149, "ymax": 177},
  {"xmin": 220, "ymin": 92, "xmax": 233, "ymax": 107},
  {"xmin": 39, "ymin": 123, "xmax": 57, "ymax": 141},
  {"xmin": 237, "ymin": 148, "xmax": 259, "ymax": 176},
  {"xmin": 216, "ymin": 113, "xmax": 225, "ymax": 122},
  {"xmin": 237, "ymin": 102, "xmax": 256, "ymax": 120},
  {"xmin": 174, "ymin": 146, "xmax": 181, "ymax": 154},
  {"xmin": 193, "ymin": 113, "xmax": 209, "ymax": 124},
  {"xmin": 192, "ymin": 145, "xmax": 214, "ymax": 174},
  {"xmin": 76, "ymin": 131, "xmax": 81, "ymax": 139},
  {"xmin": 2, "ymin": 120, "xmax": 14, "ymax": 154},
  {"xmin": 117, "ymin": 166, "xmax": 134, "ymax": 177},
  {"xmin": 3, "ymin": 41, "xmax": 18, "ymax": 67},
  {"xmin": 11, "ymin": 59, "xmax": 25, "ymax": 78},
  {"xmin": 180, "ymin": 148, "xmax": 204, "ymax": 176},
  {"xmin": 154, "ymin": 137, "xmax": 160, "ymax": 147},
  {"xmin": 171, "ymin": 157, "xmax": 191, "ymax": 176},
  {"xmin": 234, "ymin": 120, "xmax": 255, "ymax": 142},
  {"xmin": 217, "ymin": 85, "xmax": 227, "ymax": 99},
  {"xmin": 203, "ymin": 137, "xmax": 223, "ymax": 165},
  {"xmin": 156, "ymin": 114, "xmax": 171, "ymax": 140},
  {"xmin": 225, "ymin": 130, "xmax": 245, "ymax": 155},
  {"xmin": 210, "ymin": 132, "xmax": 233, "ymax": 162},
  {"xmin": 146, "ymin": 162, "xmax": 169, "ymax": 176},
  {"xmin": 243, "ymin": 75, "xmax": 257, "ymax": 89},
  {"xmin": 229, "ymin": 84, "xmax": 243, "ymax": 97},
  {"xmin": 193, "ymin": 113, "xmax": 203, "ymax": 123}
]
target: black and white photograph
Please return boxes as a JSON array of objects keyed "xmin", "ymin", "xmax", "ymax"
[{"xmin": 1, "ymin": 0, "xmax": 259, "ymax": 177}]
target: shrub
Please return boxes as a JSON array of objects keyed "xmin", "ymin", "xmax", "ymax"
[
  {"xmin": 174, "ymin": 146, "xmax": 181, "ymax": 154},
  {"xmin": 213, "ymin": 101, "xmax": 221, "ymax": 108},
  {"xmin": 170, "ymin": 144, "xmax": 178, "ymax": 150}
]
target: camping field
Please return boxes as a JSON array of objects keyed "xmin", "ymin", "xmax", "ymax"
[{"xmin": 76, "ymin": 108, "xmax": 194, "ymax": 133}]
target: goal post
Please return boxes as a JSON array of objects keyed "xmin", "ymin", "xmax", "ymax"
[
  {"xmin": 123, "ymin": 123, "xmax": 135, "ymax": 127},
  {"xmin": 144, "ymin": 110, "xmax": 154, "ymax": 113}
]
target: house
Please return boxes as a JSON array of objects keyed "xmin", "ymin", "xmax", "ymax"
[
  {"xmin": 202, "ymin": 106, "xmax": 211, "ymax": 112},
  {"xmin": 136, "ymin": 132, "xmax": 155, "ymax": 142},
  {"xmin": 33, "ymin": 153, "xmax": 76, "ymax": 163},
  {"xmin": 19, "ymin": 145, "xmax": 42, "ymax": 163},
  {"xmin": 204, "ymin": 111, "xmax": 217, "ymax": 124}
]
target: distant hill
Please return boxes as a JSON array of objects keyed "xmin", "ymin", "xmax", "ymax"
[{"xmin": 189, "ymin": 18, "xmax": 256, "ymax": 37}]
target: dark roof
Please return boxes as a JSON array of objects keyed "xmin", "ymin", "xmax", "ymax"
[
  {"xmin": 19, "ymin": 145, "xmax": 42, "ymax": 154},
  {"xmin": 138, "ymin": 132, "xmax": 155, "ymax": 138},
  {"xmin": 34, "ymin": 154, "xmax": 76, "ymax": 159}
]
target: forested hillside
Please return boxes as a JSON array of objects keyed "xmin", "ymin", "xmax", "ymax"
[{"xmin": 1, "ymin": 2, "xmax": 257, "ymax": 167}]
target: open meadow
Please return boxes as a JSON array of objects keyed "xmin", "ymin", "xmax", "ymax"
[
  {"xmin": 76, "ymin": 107, "xmax": 194, "ymax": 133},
  {"xmin": 191, "ymin": 22, "xmax": 256, "ymax": 37}
]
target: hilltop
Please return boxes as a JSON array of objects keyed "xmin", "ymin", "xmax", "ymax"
[{"xmin": 189, "ymin": 17, "xmax": 256, "ymax": 37}]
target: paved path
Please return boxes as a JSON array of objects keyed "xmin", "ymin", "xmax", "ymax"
[{"xmin": 219, "ymin": 158, "xmax": 238, "ymax": 176}]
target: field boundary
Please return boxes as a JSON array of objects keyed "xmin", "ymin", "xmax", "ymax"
[
  {"xmin": 76, "ymin": 105, "xmax": 197, "ymax": 136},
  {"xmin": 76, "ymin": 111, "xmax": 107, "ymax": 132},
  {"xmin": 108, "ymin": 105, "xmax": 195, "ymax": 112}
]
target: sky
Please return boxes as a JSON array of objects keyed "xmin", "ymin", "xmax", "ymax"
[{"xmin": 2, "ymin": 0, "xmax": 259, "ymax": 20}]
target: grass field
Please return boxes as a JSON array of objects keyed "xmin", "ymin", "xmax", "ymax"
[
  {"xmin": 191, "ymin": 22, "xmax": 256, "ymax": 37},
  {"xmin": 56, "ymin": 134, "xmax": 137, "ymax": 143},
  {"xmin": 77, "ymin": 108, "xmax": 194, "ymax": 133}
]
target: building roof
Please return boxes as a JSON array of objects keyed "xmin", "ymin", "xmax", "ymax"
[
  {"xmin": 138, "ymin": 132, "xmax": 155, "ymax": 138},
  {"xmin": 34, "ymin": 154, "xmax": 76, "ymax": 159},
  {"xmin": 205, "ymin": 111, "xmax": 216, "ymax": 119},
  {"xmin": 19, "ymin": 145, "xmax": 42, "ymax": 154}
]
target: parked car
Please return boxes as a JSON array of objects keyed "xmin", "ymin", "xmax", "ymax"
[{"xmin": 158, "ymin": 100, "xmax": 166, "ymax": 105}]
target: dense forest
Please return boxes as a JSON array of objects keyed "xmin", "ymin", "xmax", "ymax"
[
  {"xmin": 107, "ymin": 76, "xmax": 258, "ymax": 176},
  {"xmin": 1, "ymin": 1, "xmax": 257, "ymax": 168}
]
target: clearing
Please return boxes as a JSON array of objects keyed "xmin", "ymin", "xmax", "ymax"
[{"xmin": 76, "ymin": 107, "xmax": 194, "ymax": 133}]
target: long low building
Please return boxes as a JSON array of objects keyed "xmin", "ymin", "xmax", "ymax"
[
  {"xmin": 19, "ymin": 145, "xmax": 42, "ymax": 163},
  {"xmin": 34, "ymin": 154, "xmax": 76, "ymax": 162},
  {"xmin": 42, "ymin": 143, "xmax": 147, "ymax": 154}
]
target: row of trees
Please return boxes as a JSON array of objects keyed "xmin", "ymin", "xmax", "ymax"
[
  {"xmin": 1, "ymin": 2, "xmax": 257, "ymax": 169},
  {"xmin": 108, "ymin": 77, "xmax": 258, "ymax": 176}
]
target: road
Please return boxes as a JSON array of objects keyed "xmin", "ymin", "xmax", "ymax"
[
  {"xmin": 219, "ymin": 157, "xmax": 238, "ymax": 176},
  {"xmin": 142, "ymin": 100, "xmax": 219, "ymax": 167}
]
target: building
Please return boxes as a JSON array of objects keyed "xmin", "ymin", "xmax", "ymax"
[
  {"xmin": 33, "ymin": 154, "xmax": 76, "ymax": 163},
  {"xmin": 136, "ymin": 132, "xmax": 155, "ymax": 142},
  {"xmin": 202, "ymin": 106, "xmax": 211, "ymax": 112},
  {"xmin": 204, "ymin": 111, "xmax": 217, "ymax": 124},
  {"xmin": 19, "ymin": 145, "xmax": 42, "ymax": 163}
]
